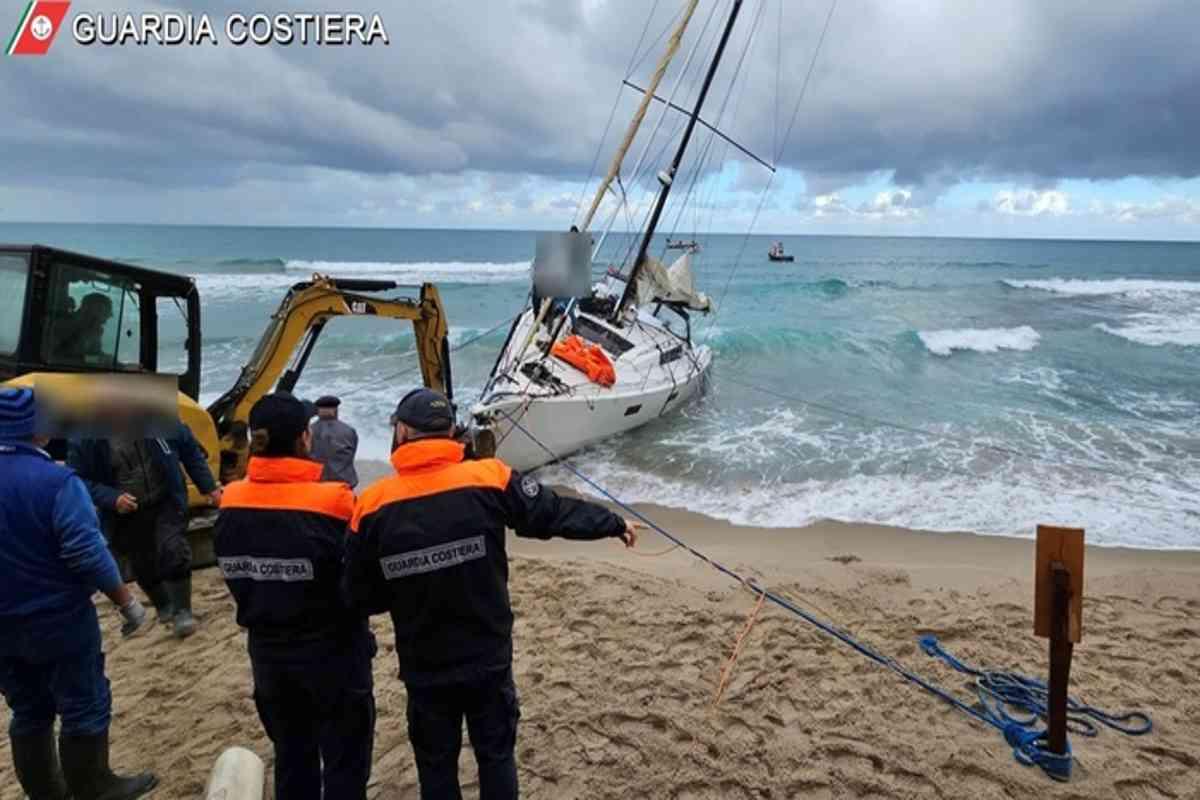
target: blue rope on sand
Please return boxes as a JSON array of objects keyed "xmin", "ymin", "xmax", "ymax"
[
  {"xmin": 497, "ymin": 410, "xmax": 1154, "ymax": 782},
  {"xmin": 919, "ymin": 636, "xmax": 1152, "ymax": 780}
]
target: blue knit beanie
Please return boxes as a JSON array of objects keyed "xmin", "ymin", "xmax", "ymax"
[{"xmin": 0, "ymin": 388, "xmax": 36, "ymax": 441}]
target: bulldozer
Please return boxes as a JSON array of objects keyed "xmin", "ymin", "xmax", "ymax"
[{"xmin": 0, "ymin": 244, "xmax": 453, "ymax": 564}]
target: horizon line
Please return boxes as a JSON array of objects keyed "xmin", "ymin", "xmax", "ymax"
[{"xmin": 1, "ymin": 220, "xmax": 1198, "ymax": 246}]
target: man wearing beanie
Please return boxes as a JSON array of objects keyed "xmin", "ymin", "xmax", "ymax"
[
  {"xmin": 345, "ymin": 388, "xmax": 639, "ymax": 800},
  {"xmin": 68, "ymin": 414, "xmax": 220, "ymax": 639},
  {"xmin": 214, "ymin": 392, "xmax": 376, "ymax": 800},
  {"xmin": 0, "ymin": 388, "xmax": 157, "ymax": 800}
]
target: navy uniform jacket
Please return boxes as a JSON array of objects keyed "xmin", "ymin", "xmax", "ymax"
[
  {"xmin": 345, "ymin": 438, "xmax": 626, "ymax": 687},
  {"xmin": 214, "ymin": 456, "xmax": 369, "ymax": 662}
]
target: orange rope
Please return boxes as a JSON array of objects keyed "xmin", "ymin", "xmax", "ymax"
[
  {"xmin": 712, "ymin": 590, "xmax": 767, "ymax": 707},
  {"xmin": 630, "ymin": 543, "xmax": 682, "ymax": 558}
]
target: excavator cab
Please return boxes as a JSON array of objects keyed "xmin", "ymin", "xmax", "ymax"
[
  {"xmin": 0, "ymin": 245, "xmax": 202, "ymax": 397},
  {"xmin": 0, "ymin": 245, "xmax": 205, "ymax": 465},
  {"xmin": 2, "ymin": 245, "xmax": 453, "ymax": 522}
]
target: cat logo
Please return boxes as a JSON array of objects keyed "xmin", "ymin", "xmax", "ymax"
[{"xmin": 350, "ymin": 301, "xmax": 368, "ymax": 314}]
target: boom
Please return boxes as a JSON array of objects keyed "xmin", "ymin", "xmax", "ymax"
[{"xmin": 206, "ymin": 275, "xmax": 451, "ymax": 482}]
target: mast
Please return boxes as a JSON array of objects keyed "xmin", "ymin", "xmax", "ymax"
[
  {"xmin": 613, "ymin": 0, "xmax": 744, "ymax": 322},
  {"xmin": 500, "ymin": 0, "xmax": 702, "ymax": 377},
  {"xmin": 580, "ymin": 0, "xmax": 701, "ymax": 233}
]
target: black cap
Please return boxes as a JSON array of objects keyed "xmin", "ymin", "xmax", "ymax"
[
  {"xmin": 391, "ymin": 388, "xmax": 454, "ymax": 433},
  {"xmin": 315, "ymin": 395, "xmax": 341, "ymax": 408},
  {"xmin": 249, "ymin": 393, "xmax": 310, "ymax": 454}
]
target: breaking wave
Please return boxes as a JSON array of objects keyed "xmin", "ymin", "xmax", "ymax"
[
  {"xmin": 1095, "ymin": 316, "xmax": 1200, "ymax": 348},
  {"xmin": 918, "ymin": 326, "xmax": 1041, "ymax": 357},
  {"xmin": 193, "ymin": 260, "xmax": 530, "ymax": 299},
  {"xmin": 1003, "ymin": 278, "xmax": 1200, "ymax": 296}
]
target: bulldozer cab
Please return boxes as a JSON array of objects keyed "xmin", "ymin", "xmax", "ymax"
[{"xmin": 0, "ymin": 245, "xmax": 202, "ymax": 399}]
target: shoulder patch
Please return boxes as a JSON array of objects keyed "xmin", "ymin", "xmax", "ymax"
[{"xmin": 520, "ymin": 474, "xmax": 541, "ymax": 498}]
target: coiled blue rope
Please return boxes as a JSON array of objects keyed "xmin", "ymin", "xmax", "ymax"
[
  {"xmin": 497, "ymin": 411, "xmax": 1153, "ymax": 782},
  {"xmin": 919, "ymin": 635, "xmax": 1152, "ymax": 780}
]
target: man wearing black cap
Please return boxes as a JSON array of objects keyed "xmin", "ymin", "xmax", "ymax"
[
  {"xmin": 214, "ymin": 393, "xmax": 375, "ymax": 800},
  {"xmin": 309, "ymin": 394, "xmax": 359, "ymax": 488},
  {"xmin": 345, "ymin": 387, "xmax": 638, "ymax": 800}
]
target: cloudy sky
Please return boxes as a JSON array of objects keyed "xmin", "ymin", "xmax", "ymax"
[{"xmin": 2, "ymin": 0, "xmax": 1198, "ymax": 239}]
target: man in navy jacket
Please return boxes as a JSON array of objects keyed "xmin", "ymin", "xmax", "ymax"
[
  {"xmin": 0, "ymin": 387, "xmax": 156, "ymax": 800},
  {"xmin": 69, "ymin": 420, "xmax": 221, "ymax": 638}
]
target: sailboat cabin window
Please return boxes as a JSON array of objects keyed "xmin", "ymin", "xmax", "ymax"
[{"xmin": 574, "ymin": 315, "xmax": 633, "ymax": 355}]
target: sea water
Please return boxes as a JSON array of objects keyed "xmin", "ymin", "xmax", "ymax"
[{"xmin": 4, "ymin": 223, "xmax": 1197, "ymax": 549}]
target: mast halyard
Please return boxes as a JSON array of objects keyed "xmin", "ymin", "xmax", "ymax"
[{"xmin": 612, "ymin": 0, "xmax": 745, "ymax": 323}]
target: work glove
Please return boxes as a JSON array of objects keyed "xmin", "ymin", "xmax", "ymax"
[{"xmin": 119, "ymin": 598, "xmax": 148, "ymax": 638}]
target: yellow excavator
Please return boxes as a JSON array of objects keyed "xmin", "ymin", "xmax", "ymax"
[{"xmin": 1, "ymin": 244, "xmax": 452, "ymax": 562}]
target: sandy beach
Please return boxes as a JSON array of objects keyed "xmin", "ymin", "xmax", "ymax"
[{"xmin": 3, "ymin": 485, "xmax": 1199, "ymax": 799}]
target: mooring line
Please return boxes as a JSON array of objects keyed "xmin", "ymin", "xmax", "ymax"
[{"xmin": 495, "ymin": 408, "xmax": 1152, "ymax": 781}]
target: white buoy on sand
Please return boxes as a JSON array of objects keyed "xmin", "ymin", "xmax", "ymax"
[{"xmin": 204, "ymin": 746, "xmax": 264, "ymax": 800}]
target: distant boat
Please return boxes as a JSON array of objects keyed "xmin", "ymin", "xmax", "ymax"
[
  {"xmin": 768, "ymin": 242, "xmax": 793, "ymax": 262},
  {"xmin": 666, "ymin": 238, "xmax": 700, "ymax": 251}
]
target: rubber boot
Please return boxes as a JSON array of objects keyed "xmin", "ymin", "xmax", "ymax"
[
  {"xmin": 165, "ymin": 576, "xmax": 196, "ymax": 639},
  {"xmin": 59, "ymin": 730, "xmax": 157, "ymax": 800},
  {"xmin": 145, "ymin": 584, "xmax": 174, "ymax": 626},
  {"xmin": 10, "ymin": 729, "xmax": 70, "ymax": 800}
]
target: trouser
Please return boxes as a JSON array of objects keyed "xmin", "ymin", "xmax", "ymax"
[
  {"xmin": 405, "ymin": 667, "xmax": 520, "ymax": 800},
  {"xmin": 251, "ymin": 636, "xmax": 376, "ymax": 800},
  {"xmin": 112, "ymin": 501, "xmax": 190, "ymax": 596},
  {"xmin": 0, "ymin": 604, "xmax": 111, "ymax": 737}
]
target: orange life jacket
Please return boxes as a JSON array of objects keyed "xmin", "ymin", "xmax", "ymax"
[{"xmin": 550, "ymin": 335, "xmax": 616, "ymax": 387}]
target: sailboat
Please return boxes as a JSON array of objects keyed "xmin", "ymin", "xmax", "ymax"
[{"xmin": 470, "ymin": 0, "xmax": 746, "ymax": 471}]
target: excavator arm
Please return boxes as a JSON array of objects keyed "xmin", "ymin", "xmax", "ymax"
[{"xmin": 206, "ymin": 275, "xmax": 451, "ymax": 483}]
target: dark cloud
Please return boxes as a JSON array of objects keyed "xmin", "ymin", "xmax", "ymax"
[{"xmin": 1, "ymin": 0, "xmax": 1197, "ymax": 216}]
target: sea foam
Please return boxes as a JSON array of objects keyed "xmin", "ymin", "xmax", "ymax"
[
  {"xmin": 918, "ymin": 326, "xmax": 1041, "ymax": 356},
  {"xmin": 1004, "ymin": 278, "xmax": 1200, "ymax": 296}
]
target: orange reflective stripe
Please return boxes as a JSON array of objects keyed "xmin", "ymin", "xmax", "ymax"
[
  {"xmin": 351, "ymin": 458, "xmax": 512, "ymax": 533},
  {"xmin": 221, "ymin": 479, "xmax": 354, "ymax": 521}
]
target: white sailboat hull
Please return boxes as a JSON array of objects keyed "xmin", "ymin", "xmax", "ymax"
[
  {"xmin": 480, "ymin": 347, "xmax": 710, "ymax": 472},
  {"xmin": 471, "ymin": 303, "xmax": 712, "ymax": 472}
]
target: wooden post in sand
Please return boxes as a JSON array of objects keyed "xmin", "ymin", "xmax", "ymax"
[{"xmin": 1034, "ymin": 525, "xmax": 1084, "ymax": 757}]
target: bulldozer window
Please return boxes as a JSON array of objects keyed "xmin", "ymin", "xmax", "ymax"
[
  {"xmin": 42, "ymin": 262, "xmax": 144, "ymax": 371},
  {"xmin": 0, "ymin": 254, "xmax": 29, "ymax": 355}
]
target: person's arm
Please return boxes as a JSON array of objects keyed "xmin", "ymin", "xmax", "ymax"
[
  {"xmin": 501, "ymin": 470, "xmax": 633, "ymax": 544},
  {"xmin": 342, "ymin": 509, "xmax": 392, "ymax": 616},
  {"xmin": 175, "ymin": 425, "xmax": 219, "ymax": 496},
  {"xmin": 54, "ymin": 476, "xmax": 147, "ymax": 634},
  {"xmin": 66, "ymin": 439, "xmax": 122, "ymax": 512}
]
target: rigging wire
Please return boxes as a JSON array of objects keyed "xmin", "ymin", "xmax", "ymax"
[
  {"xmin": 702, "ymin": 0, "xmax": 840, "ymax": 341},
  {"xmin": 667, "ymin": 0, "xmax": 767, "ymax": 242},
  {"xmin": 334, "ymin": 315, "xmax": 518, "ymax": 401},
  {"xmin": 628, "ymin": 0, "xmax": 681, "ymax": 80},
  {"xmin": 573, "ymin": 0, "xmax": 664, "ymax": 228}
]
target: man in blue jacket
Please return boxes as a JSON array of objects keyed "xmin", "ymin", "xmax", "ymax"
[
  {"xmin": 0, "ymin": 387, "xmax": 157, "ymax": 800},
  {"xmin": 69, "ymin": 420, "xmax": 221, "ymax": 639}
]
